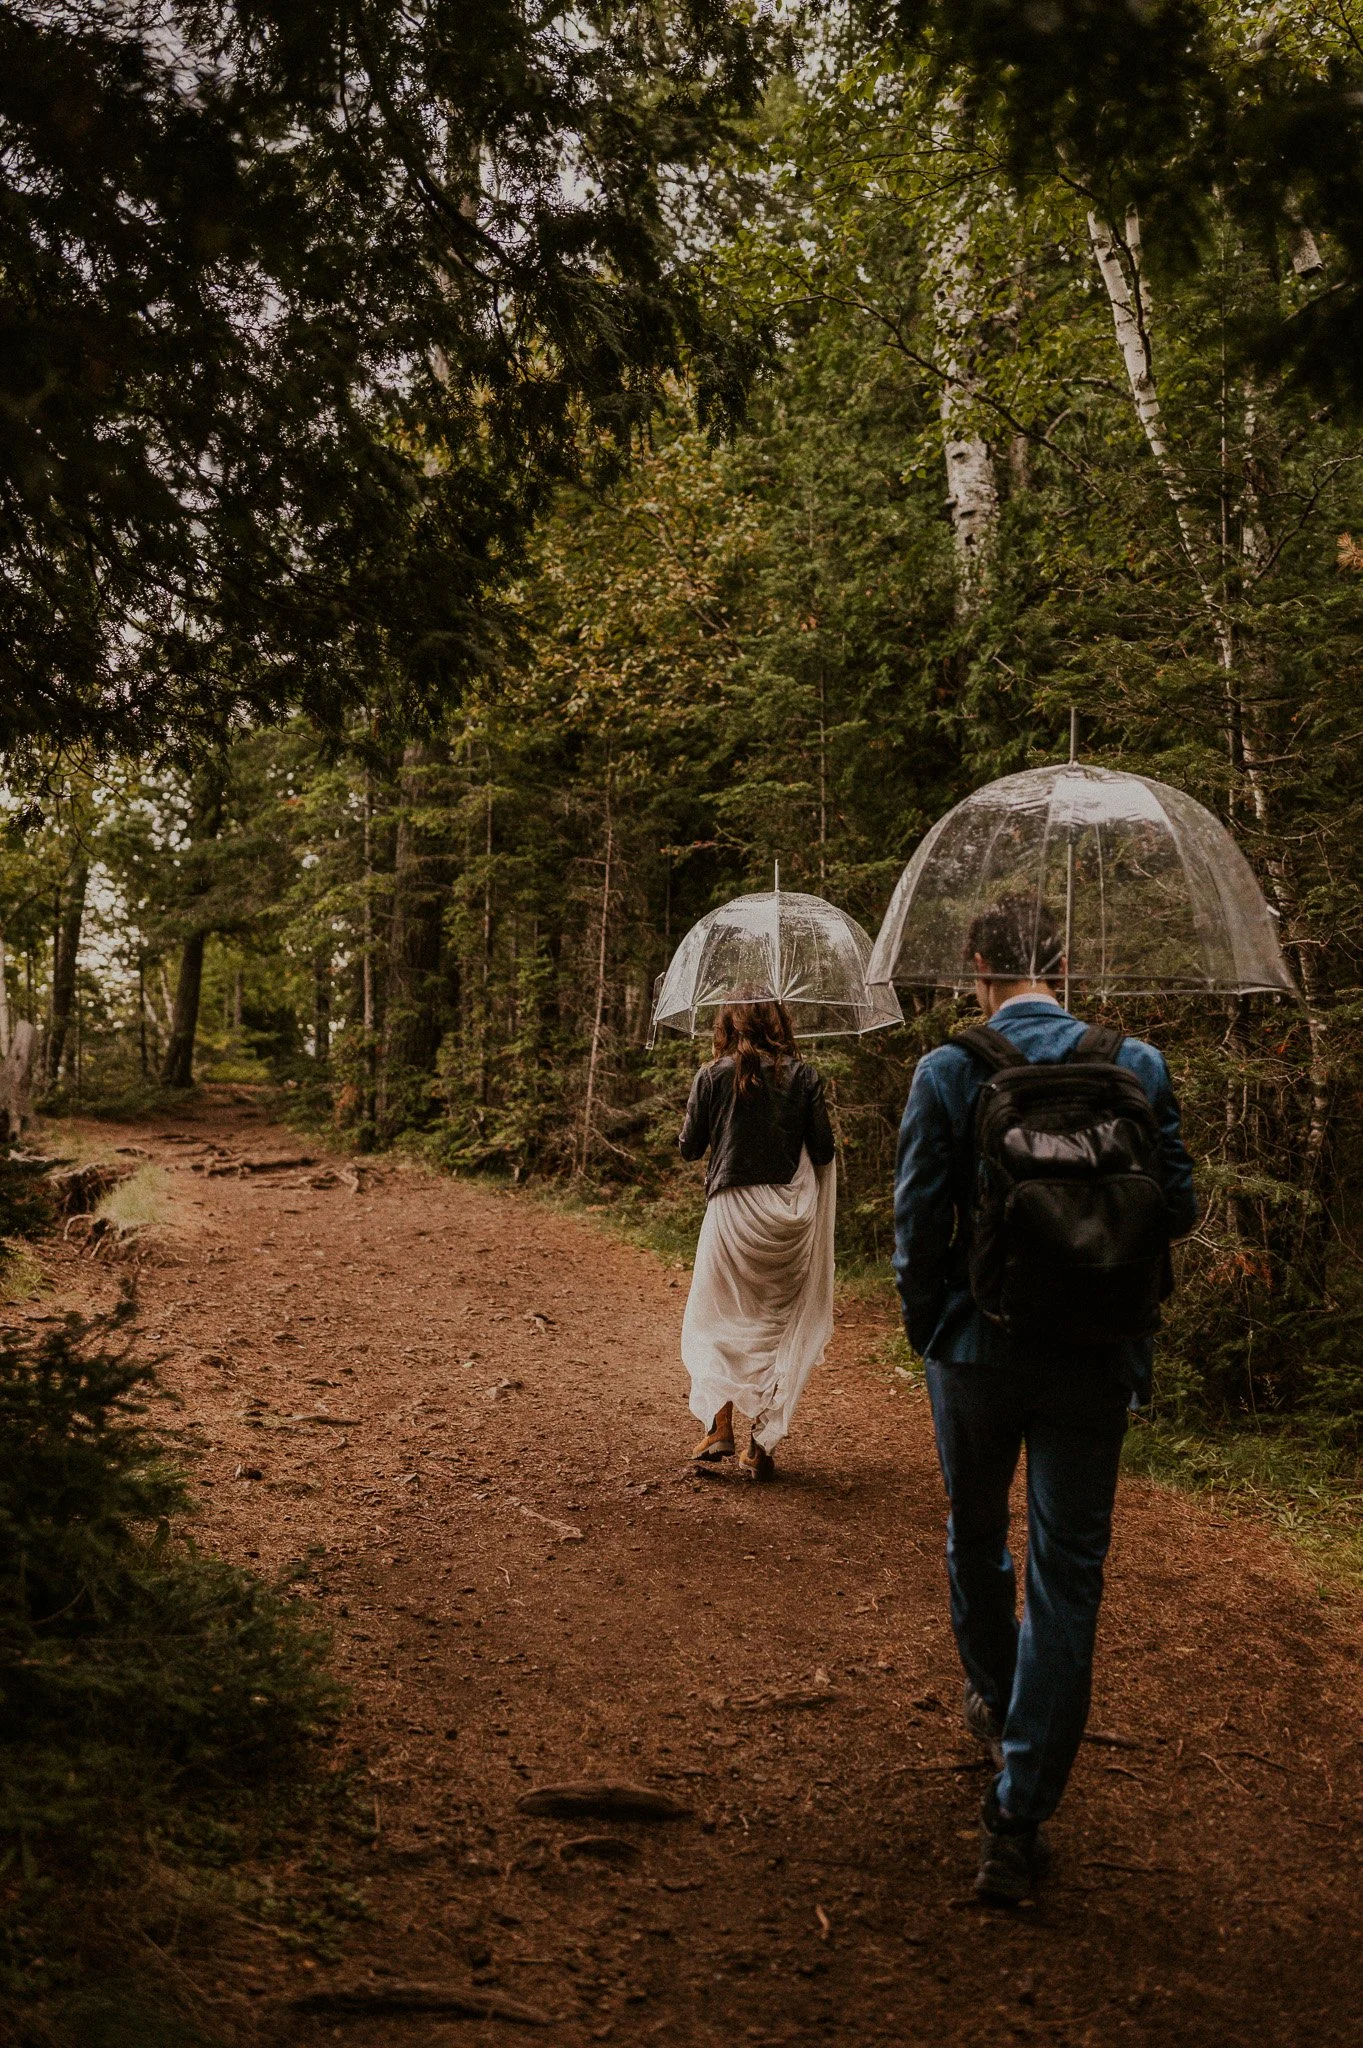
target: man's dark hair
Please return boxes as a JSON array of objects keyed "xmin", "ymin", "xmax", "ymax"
[{"xmin": 964, "ymin": 896, "xmax": 1063, "ymax": 981}]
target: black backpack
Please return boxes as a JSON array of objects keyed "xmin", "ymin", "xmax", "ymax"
[{"xmin": 956, "ymin": 1023, "xmax": 1174, "ymax": 1346}]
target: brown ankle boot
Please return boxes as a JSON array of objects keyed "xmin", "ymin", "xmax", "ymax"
[
  {"xmin": 739, "ymin": 1440, "xmax": 775, "ymax": 1482},
  {"xmin": 692, "ymin": 1421, "xmax": 735, "ymax": 1462}
]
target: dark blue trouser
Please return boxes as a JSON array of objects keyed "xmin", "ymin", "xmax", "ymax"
[{"xmin": 925, "ymin": 1358, "xmax": 1129, "ymax": 1825}]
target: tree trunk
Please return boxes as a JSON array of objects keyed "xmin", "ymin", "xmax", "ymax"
[
  {"xmin": 0, "ymin": 1020, "xmax": 38, "ymax": 1142},
  {"xmin": 931, "ymin": 117, "xmax": 999, "ymax": 607},
  {"xmin": 314, "ymin": 954, "xmax": 331, "ymax": 1061},
  {"xmin": 362, "ymin": 765, "xmax": 377, "ymax": 1121},
  {"xmin": 1089, "ymin": 207, "xmax": 1334, "ymax": 1301},
  {"xmin": 0, "ymin": 930, "xmax": 10, "ymax": 1058},
  {"xmin": 45, "ymin": 853, "xmax": 89, "ymax": 1084},
  {"xmin": 158, "ymin": 762, "xmax": 227, "ymax": 1090},
  {"xmin": 138, "ymin": 950, "xmax": 148, "ymax": 1078},
  {"xmin": 579, "ymin": 773, "xmax": 614, "ymax": 1173},
  {"xmin": 161, "ymin": 930, "xmax": 207, "ymax": 1088},
  {"xmin": 378, "ymin": 740, "xmax": 447, "ymax": 1132},
  {"xmin": 1087, "ymin": 213, "xmax": 1227, "ymax": 612},
  {"xmin": 480, "ymin": 767, "xmax": 494, "ymax": 1105}
]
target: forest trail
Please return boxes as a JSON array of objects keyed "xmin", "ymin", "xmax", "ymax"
[{"xmin": 41, "ymin": 1099, "xmax": 1363, "ymax": 2048}]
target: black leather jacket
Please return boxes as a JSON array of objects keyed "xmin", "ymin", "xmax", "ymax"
[{"xmin": 678, "ymin": 1055, "xmax": 835, "ymax": 1199}]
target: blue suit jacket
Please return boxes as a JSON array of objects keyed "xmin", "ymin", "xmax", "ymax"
[{"xmin": 892, "ymin": 998, "xmax": 1198, "ymax": 1398}]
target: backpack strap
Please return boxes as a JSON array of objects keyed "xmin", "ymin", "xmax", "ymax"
[
  {"xmin": 1068, "ymin": 1024, "xmax": 1126, "ymax": 1064},
  {"xmin": 954, "ymin": 1025, "xmax": 1031, "ymax": 1072}
]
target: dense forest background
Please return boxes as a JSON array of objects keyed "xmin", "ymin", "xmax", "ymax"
[
  {"xmin": 16, "ymin": 8, "xmax": 1363, "ymax": 2038},
  {"xmin": 8, "ymin": 2, "xmax": 1363, "ymax": 1444}
]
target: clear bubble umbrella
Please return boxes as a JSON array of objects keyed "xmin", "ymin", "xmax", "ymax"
[
  {"xmin": 866, "ymin": 762, "xmax": 1297, "ymax": 1002},
  {"xmin": 650, "ymin": 873, "xmax": 904, "ymax": 1042}
]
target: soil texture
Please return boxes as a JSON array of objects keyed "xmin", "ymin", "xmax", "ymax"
[{"xmin": 30, "ymin": 1099, "xmax": 1363, "ymax": 2046}]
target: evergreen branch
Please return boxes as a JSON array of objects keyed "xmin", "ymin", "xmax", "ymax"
[{"xmin": 774, "ymin": 287, "xmax": 1111, "ymax": 501}]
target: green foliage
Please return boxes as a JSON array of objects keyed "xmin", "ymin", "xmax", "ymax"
[
  {"xmin": 0, "ymin": 1, "xmax": 775, "ymax": 755},
  {"xmin": 0, "ymin": 1298, "xmax": 347, "ymax": 2039},
  {"xmin": 887, "ymin": 0, "xmax": 1363, "ymax": 408},
  {"xmin": 8, "ymin": 9, "xmax": 1363, "ymax": 1466},
  {"xmin": 1122, "ymin": 1413, "xmax": 1363, "ymax": 1589},
  {"xmin": 0, "ymin": 1301, "xmax": 338, "ymax": 1859}
]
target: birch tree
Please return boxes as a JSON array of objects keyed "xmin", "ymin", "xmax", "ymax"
[
  {"xmin": 1087, "ymin": 203, "xmax": 1336, "ymax": 1268},
  {"xmin": 929, "ymin": 117, "xmax": 1000, "ymax": 604}
]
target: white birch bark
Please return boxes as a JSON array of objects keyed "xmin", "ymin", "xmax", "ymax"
[
  {"xmin": 1089, "ymin": 209, "xmax": 1332, "ymax": 1257},
  {"xmin": 1287, "ymin": 224, "xmax": 1322, "ymax": 278},
  {"xmin": 157, "ymin": 959, "xmax": 177, "ymax": 1036},
  {"xmin": 931, "ymin": 119, "xmax": 999, "ymax": 606},
  {"xmin": 1086, "ymin": 211, "xmax": 1233, "ymax": 661}
]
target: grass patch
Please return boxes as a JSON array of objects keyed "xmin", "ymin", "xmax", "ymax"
[
  {"xmin": 38, "ymin": 1079, "xmax": 209, "ymax": 1124},
  {"xmin": 0, "ymin": 1244, "xmax": 44, "ymax": 1308},
  {"xmin": 529, "ymin": 1170, "xmax": 706, "ymax": 1269},
  {"xmin": 94, "ymin": 1164, "xmax": 171, "ymax": 1232},
  {"xmin": 863, "ymin": 1325, "xmax": 921, "ymax": 1381},
  {"xmin": 1122, "ymin": 1414, "xmax": 1363, "ymax": 1590}
]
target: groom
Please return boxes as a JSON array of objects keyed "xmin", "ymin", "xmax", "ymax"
[{"xmin": 893, "ymin": 896, "xmax": 1197, "ymax": 1900}]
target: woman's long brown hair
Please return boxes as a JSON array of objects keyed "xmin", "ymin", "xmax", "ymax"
[{"xmin": 711, "ymin": 1000, "xmax": 798, "ymax": 1097}]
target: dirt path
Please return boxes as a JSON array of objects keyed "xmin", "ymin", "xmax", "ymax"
[{"xmin": 37, "ymin": 1101, "xmax": 1363, "ymax": 2046}]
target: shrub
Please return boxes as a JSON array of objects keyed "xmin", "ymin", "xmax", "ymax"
[{"xmin": 0, "ymin": 1299, "xmax": 339, "ymax": 1860}]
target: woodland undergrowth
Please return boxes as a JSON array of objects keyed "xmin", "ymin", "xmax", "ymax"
[{"xmin": 0, "ymin": 1242, "xmax": 352, "ymax": 2048}]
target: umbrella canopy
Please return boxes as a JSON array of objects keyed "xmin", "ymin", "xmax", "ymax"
[
  {"xmin": 651, "ymin": 887, "xmax": 904, "ymax": 1041},
  {"xmin": 866, "ymin": 763, "xmax": 1297, "ymax": 999}
]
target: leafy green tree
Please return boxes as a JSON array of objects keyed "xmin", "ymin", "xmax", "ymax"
[
  {"xmin": 884, "ymin": 0, "xmax": 1363, "ymax": 404},
  {"xmin": 0, "ymin": 1, "xmax": 773, "ymax": 754},
  {"xmin": 28, "ymin": 12, "xmax": 1363, "ymax": 1446}
]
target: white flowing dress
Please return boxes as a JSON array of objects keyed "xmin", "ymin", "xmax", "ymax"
[{"xmin": 681, "ymin": 1147, "xmax": 836, "ymax": 1451}]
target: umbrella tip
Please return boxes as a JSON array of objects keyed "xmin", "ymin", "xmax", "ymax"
[
  {"xmin": 774, "ymin": 858, "xmax": 780, "ymax": 894},
  {"xmin": 1069, "ymin": 707, "xmax": 1079, "ymax": 765}
]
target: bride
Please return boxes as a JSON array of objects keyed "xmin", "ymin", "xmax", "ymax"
[{"xmin": 677, "ymin": 999, "xmax": 837, "ymax": 1480}]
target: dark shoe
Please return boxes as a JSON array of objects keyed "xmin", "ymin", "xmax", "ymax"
[
  {"xmin": 739, "ymin": 1441, "xmax": 775, "ymax": 1482},
  {"xmin": 975, "ymin": 1785, "xmax": 1049, "ymax": 1905},
  {"xmin": 962, "ymin": 1681, "xmax": 1005, "ymax": 1768}
]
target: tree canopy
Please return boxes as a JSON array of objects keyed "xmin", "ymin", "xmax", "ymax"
[
  {"xmin": 0, "ymin": 0, "xmax": 771, "ymax": 754},
  {"xmin": 6, "ymin": 3, "xmax": 1363, "ymax": 1443},
  {"xmin": 885, "ymin": 0, "xmax": 1363, "ymax": 403}
]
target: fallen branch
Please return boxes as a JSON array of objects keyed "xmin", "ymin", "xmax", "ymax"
[
  {"xmin": 291, "ymin": 1982, "xmax": 552, "ymax": 2024},
  {"xmin": 516, "ymin": 1782, "xmax": 690, "ymax": 1822},
  {"xmin": 1085, "ymin": 1859, "xmax": 1186, "ymax": 1877},
  {"xmin": 881, "ymin": 1756, "xmax": 990, "ymax": 1778},
  {"xmin": 516, "ymin": 1503, "xmax": 582, "ymax": 1543},
  {"xmin": 731, "ymin": 1687, "xmax": 839, "ymax": 1712},
  {"xmin": 559, "ymin": 1834, "xmax": 640, "ymax": 1864},
  {"xmin": 205, "ymin": 1153, "xmax": 316, "ymax": 1177}
]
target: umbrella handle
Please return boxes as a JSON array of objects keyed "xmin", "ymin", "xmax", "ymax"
[{"xmin": 773, "ymin": 859, "xmax": 781, "ymax": 998}]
